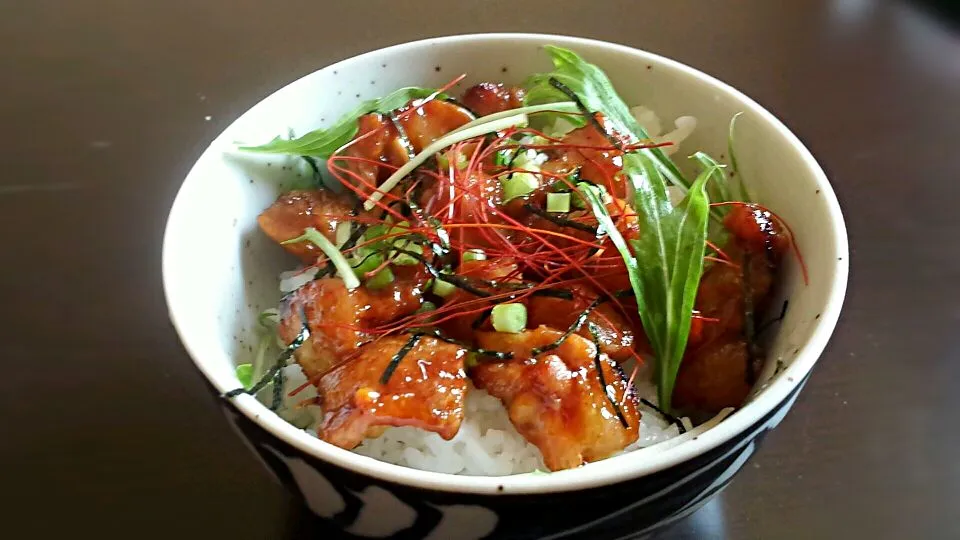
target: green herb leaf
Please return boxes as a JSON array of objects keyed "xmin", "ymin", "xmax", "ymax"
[
  {"xmin": 239, "ymin": 87, "xmax": 441, "ymax": 158},
  {"xmin": 235, "ymin": 363, "xmax": 253, "ymax": 389},
  {"xmin": 523, "ymin": 45, "xmax": 689, "ymax": 191},
  {"xmin": 366, "ymin": 266, "xmax": 395, "ymax": 289},
  {"xmin": 690, "ymin": 151, "xmax": 728, "ymax": 222},
  {"xmin": 540, "ymin": 47, "xmax": 719, "ymax": 411},
  {"xmin": 626, "ymin": 154, "xmax": 714, "ymax": 411}
]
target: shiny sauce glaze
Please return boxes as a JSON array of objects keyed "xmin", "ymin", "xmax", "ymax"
[
  {"xmin": 316, "ymin": 335, "xmax": 468, "ymax": 449},
  {"xmin": 257, "ymin": 190, "xmax": 357, "ymax": 263},
  {"xmin": 277, "ymin": 272, "xmax": 426, "ymax": 382},
  {"xmin": 472, "ymin": 326, "xmax": 640, "ymax": 471}
]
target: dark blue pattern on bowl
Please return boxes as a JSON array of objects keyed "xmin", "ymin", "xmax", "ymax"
[{"xmin": 217, "ymin": 375, "xmax": 808, "ymax": 539}]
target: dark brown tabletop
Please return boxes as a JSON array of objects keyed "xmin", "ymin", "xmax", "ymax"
[{"xmin": 3, "ymin": 1, "xmax": 958, "ymax": 538}]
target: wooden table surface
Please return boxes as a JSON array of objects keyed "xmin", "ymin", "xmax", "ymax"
[{"xmin": 3, "ymin": 1, "xmax": 958, "ymax": 538}]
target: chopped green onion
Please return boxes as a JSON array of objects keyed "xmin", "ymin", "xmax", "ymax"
[
  {"xmin": 416, "ymin": 301, "xmax": 438, "ymax": 313},
  {"xmin": 464, "ymin": 352, "xmax": 479, "ymax": 369},
  {"xmin": 350, "ymin": 250, "xmax": 384, "ymax": 277},
  {"xmin": 365, "ymin": 266, "xmax": 395, "ymax": 289},
  {"xmin": 546, "ymin": 192, "xmax": 571, "ymax": 213},
  {"xmin": 391, "ymin": 243, "xmax": 423, "ymax": 265},
  {"xmin": 235, "ymin": 363, "xmax": 253, "ymax": 389},
  {"xmin": 282, "ymin": 227, "xmax": 360, "ymax": 290},
  {"xmin": 518, "ymin": 135, "xmax": 550, "ymax": 147},
  {"xmin": 492, "ymin": 303, "xmax": 527, "ymax": 333},
  {"xmin": 365, "ymin": 113, "xmax": 530, "ymax": 211},
  {"xmin": 432, "ymin": 278, "xmax": 457, "ymax": 297},
  {"xmin": 462, "ymin": 249, "xmax": 487, "ymax": 262},
  {"xmin": 502, "ymin": 172, "xmax": 539, "ymax": 202},
  {"xmin": 384, "ymin": 221, "xmax": 424, "ymax": 265},
  {"xmin": 364, "ymin": 223, "xmax": 389, "ymax": 243},
  {"xmin": 335, "ymin": 222, "xmax": 352, "ymax": 248},
  {"xmin": 494, "ymin": 147, "xmax": 517, "ymax": 166},
  {"xmin": 511, "ymin": 148, "xmax": 547, "ymax": 169}
]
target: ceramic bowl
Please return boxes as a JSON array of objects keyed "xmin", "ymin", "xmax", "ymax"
[{"xmin": 162, "ymin": 33, "xmax": 848, "ymax": 539}]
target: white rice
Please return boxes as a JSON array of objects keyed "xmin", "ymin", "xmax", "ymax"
[
  {"xmin": 262, "ymin": 356, "xmax": 683, "ymax": 476},
  {"xmin": 629, "ymin": 105, "xmax": 697, "ymax": 157},
  {"xmin": 354, "ymin": 386, "xmax": 544, "ymax": 475},
  {"xmin": 279, "ymin": 266, "xmax": 319, "ymax": 293}
]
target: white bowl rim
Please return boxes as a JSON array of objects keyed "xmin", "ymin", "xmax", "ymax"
[{"xmin": 162, "ymin": 32, "xmax": 849, "ymax": 496}]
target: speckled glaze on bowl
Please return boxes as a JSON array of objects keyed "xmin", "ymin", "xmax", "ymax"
[{"xmin": 162, "ymin": 34, "xmax": 848, "ymax": 539}]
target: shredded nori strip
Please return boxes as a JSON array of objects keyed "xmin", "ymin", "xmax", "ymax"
[
  {"xmin": 388, "ymin": 112, "xmax": 416, "ymax": 161},
  {"xmin": 416, "ymin": 328, "xmax": 513, "ymax": 361},
  {"xmin": 587, "ymin": 322, "xmax": 629, "ymax": 428},
  {"xmin": 272, "ymin": 363, "xmax": 285, "ymax": 410},
  {"xmin": 343, "ymin": 223, "xmax": 369, "ymax": 251},
  {"xmin": 350, "ymin": 250, "xmax": 382, "ymax": 270},
  {"xmin": 530, "ymin": 296, "xmax": 604, "ymax": 356},
  {"xmin": 639, "ymin": 398, "xmax": 686, "ymax": 434},
  {"xmin": 349, "ymin": 198, "xmax": 364, "ymax": 217},
  {"xmin": 389, "ymin": 247, "xmax": 500, "ymax": 298},
  {"xmin": 471, "ymin": 309, "xmax": 492, "ymax": 330},
  {"xmin": 756, "ymin": 299, "xmax": 789, "ymax": 337},
  {"xmin": 391, "ymin": 246, "xmax": 576, "ymax": 300},
  {"xmin": 547, "ymin": 78, "xmax": 624, "ymax": 151},
  {"xmin": 523, "ymin": 203, "xmax": 599, "ymax": 235},
  {"xmin": 224, "ymin": 312, "xmax": 310, "ymax": 401},
  {"xmin": 612, "ymin": 289, "xmax": 635, "ymax": 299},
  {"xmin": 379, "ymin": 328, "xmax": 514, "ymax": 384},
  {"xmin": 741, "ymin": 253, "xmax": 762, "ymax": 385},
  {"xmin": 442, "ymin": 96, "xmax": 479, "ymax": 119},
  {"xmin": 302, "ymin": 155, "xmax": 323, "ymax": 185},
  {"xmin": 524, "ymin": 290, "xmax": 633, "ymax": 356},
  {"xmin": 380, "ymin": 333, "xmax": 422, "ymax": 384},
  {"xmin": 531, "ymin": 289, "xmax": 576, "ymax": 300}
]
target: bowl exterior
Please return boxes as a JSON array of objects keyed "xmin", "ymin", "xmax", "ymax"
[
  {"xmin": 164, "ymin": 32, "xmax": 847, "ymax": 539},
  {"xmin": 219, "ymin": 376, "xmax": 807, "ymax": 539}
]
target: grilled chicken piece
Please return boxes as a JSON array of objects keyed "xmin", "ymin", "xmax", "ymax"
[
  {"xmin": 257, "ymin": 190, "xmax": 357, "ymax": 263},
  {"xmin": 278, "ymin": 274, "xmax": 426, "ymax": 381},
  {"xmin": 460, "ymin": 82, "xmax": 525, "ymax": 116},
  {"xmin": 674, "ymin": 203, "xmax": 789, "ymax": 414},
  {"xmin": 551, "ymin": 113, "xmax": 632, "ymax": 198},
  {"xmin": 673, "ymin": 338, "xmax": 751, "ymax": 414},
  {"xmin": 526, "ymin": 285, "xmax": 636, "ymax": 362},
  {"xmin": 346, "ymin": 100, "xmax": 474, "ymax": 191},
  {"xmin": 316, "ymin": 335, "xmax": 468, "ymax": 449},
  {"xmin": 471, "ymin": 326, "xmax": 640, "ymax": 471}
]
